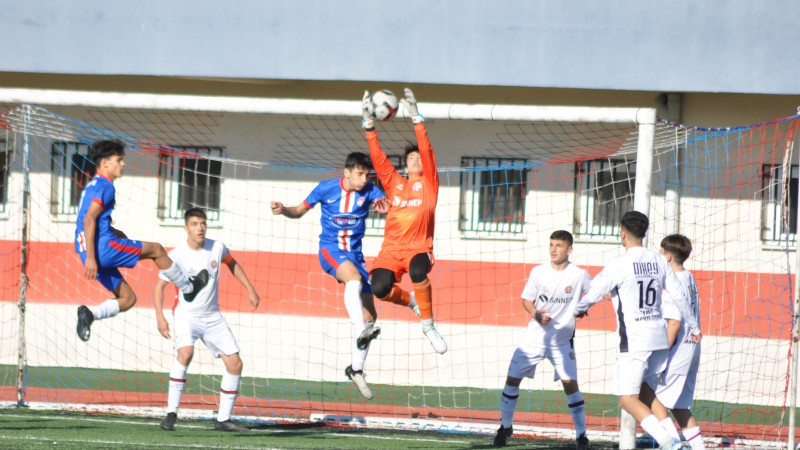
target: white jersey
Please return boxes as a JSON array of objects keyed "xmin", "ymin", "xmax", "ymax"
[
  {"xmin": 662, "ymin": 270, "xmax": 701, "ymax": 376},
  {"xmin": 574, "ymin": 246, "xmax": 698, "ymax": 353},
  {"xmin": 520, "ymin": 262, "xmax": 592, "ymax": 348},
  {"xmin": 159, "ymin": 238, "xmax": 229, "ymax": 315}
]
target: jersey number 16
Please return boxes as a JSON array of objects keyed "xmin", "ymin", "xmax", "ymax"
[{"xmin": 638, "ymin": 279, "xmax": 657, "ymax": 308}]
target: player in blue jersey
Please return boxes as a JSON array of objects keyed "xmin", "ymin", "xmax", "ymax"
[
  {"xmin": 271, "ymin": 152, "xmax": 391, "ymax": 399},
  {"xmin": 75, "ymin": 139, "xmax": 209, "ymax": 342}
]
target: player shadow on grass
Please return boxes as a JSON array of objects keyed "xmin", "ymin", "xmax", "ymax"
[{"xmin": 244, "ymin": 421, "xmax": 332, "ymax": 439}]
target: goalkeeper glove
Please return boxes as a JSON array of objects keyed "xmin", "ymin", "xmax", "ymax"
[
  {"xmin": 400, "ymin": 87, "xmax": 424, "ymax": 124},
  {"xmin": 361, "ymin": 90, "xmax": 375, "ymax": 130}
]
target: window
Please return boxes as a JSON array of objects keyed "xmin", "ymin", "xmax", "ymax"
[
  {"xmin": 575, "ymin": 158, "xmax": 636, "ymax": 238},
  {"xmin": 365, "ymin": 155, "xmax": 403, "ymax": 233},
  {"xmin": 50, "ymin": 142, "xmax": 93, "ymax": 216},
  {"xmin": 459, "ymin": 157, "xmax": 527, "ymax": 234},
  {"xmin": 762, "ymin": 164, "xmax": 798, "ymax": 243},
  {"xmin": 0, "ymin": 139, "xmax": 10, "ymax": 215},
  {"xmin": 158, "ymin": 146, "xmax": 224, "ymax": 224}
]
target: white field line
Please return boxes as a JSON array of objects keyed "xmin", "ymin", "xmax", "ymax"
[
  {"xmin": 0, "ymin": 403, "xmax": 787, "ymax": 449},
  {"xmin": 0, "ymin": 412, "xmax": 472, "ymax": 446},
  {"xmin": 0, "ymin": 434, "xmax": 279, "ymax": 449}
]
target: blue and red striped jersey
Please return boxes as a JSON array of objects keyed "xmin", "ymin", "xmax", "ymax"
[{"xmin": 303, "ymin": 178, "xmax": 383, "ymax": 253}]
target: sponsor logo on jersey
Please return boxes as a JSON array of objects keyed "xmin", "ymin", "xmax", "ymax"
[
  {"xmin": 538, "ymin": 293, "xmax": 571, "ymax": 304},
  {"xmin": 396, "ymin": 183, "xmax": 404, "ymax": 191},
  {"xmin": 633, "ymin": 262, "xmax": 659, "ymax": 275},
  {"xmin": 356, "ymin": 197, "xmax": 365, "ymax": 207},
  {"xmin": 211, "ymin": 261, "xmax": 217, "ymax": 269},
  {"xmin": 565, "ymin": 286, "xmax": 573, "ymax": 294},
  {"xmin": 412, "ymin": 182, "xmax": 422, "ymax": 191},
  {"xmin": 398, "ymin": 199, "xmax": 423, "ymax": 208},
  {"xmin": 393, "ymin": 196, "xmax": 401, "ymax": 206},
  {"xmin": 327, "ymin": 199, "xmax": 336, "ymax": 203},
  {"xmin": 330, "ymin": 213, "xmax": 361, "ymax": 229}
]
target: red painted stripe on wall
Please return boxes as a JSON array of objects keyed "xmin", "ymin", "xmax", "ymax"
[{"xmin": 0, "ymin": 241, "xmax": 793, "ymax": 340}]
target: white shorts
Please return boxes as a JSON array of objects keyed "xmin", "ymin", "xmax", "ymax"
[
  {"xmin": 507, "ymin": 340, "xmax": 577, "ymax": 382},
  {"xmin": 173, "ymin": 310, "xmax": 239, "ymax": 358},
  {"xmin": 615, "ymin": 349, "xmax": 669, "ymax": 396},
  {"xmin": 656, "ymin": 349, "xmax": 700, "ymax": 409}
]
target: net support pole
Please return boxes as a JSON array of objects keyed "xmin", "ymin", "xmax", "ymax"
[
  {"xmin": 664, "ymin": 141, "xmax": 681, "ymax": 235},
  {"xmin": 619, "ymin": 108, "xmax": 657, "ymax": 450},
  {"xmin": 789, "ymin": 120, "xmax": 800, "ymax": 449},
  {"xmin": 633, "ymin": 108, "xmax": 657, "ymax": 219},
  {"xmin": 15, "ymin": 105, "xmax": 31, "ymax": 406}
]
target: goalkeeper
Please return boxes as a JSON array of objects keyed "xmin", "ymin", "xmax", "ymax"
[{"xmin": 362, "ymin": 88, "xmax": 447, "ymax": 354}]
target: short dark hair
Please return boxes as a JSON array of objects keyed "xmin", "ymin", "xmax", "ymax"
[
  {"xmin": 184, "ymin": 207, "xmax": 207, "ymax": 223},
  {"xmin": 344, "ymin": 152, "xmax": 373, "ymax": 171},
  {"xmin": 88, "ymin": 139, "xmax": 125, "ymax": 166},
  {"xmin": 403, "ymin": 143, "xmax": 419, "ymax": 167},
  {"xmin": 620, "ymin": 211, "xmax": 649, "ymax": 239},
  {"xmin": 550, "ymin": 230, "xmax": 573, "ymax": 247},
  {"xmin": 660, "ymin": 234, "xmax": 692, "ymax": 264}
]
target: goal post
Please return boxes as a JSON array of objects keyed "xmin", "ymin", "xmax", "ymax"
[{"xmin": 0, "ymin": 88, "xmax": 797, "ymax": 449}]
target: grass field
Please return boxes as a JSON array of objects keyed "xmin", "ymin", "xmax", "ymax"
[
  {"xmin": 3, "ymin": 365, "xmax": 791, "ymax": 427},
  {"xmin": 0, "ymin": 408, "xmax": 621, "ymax": 449},
  {"xmin": 0, "ymin": 365, "xmax": 795, "ymax": 448}
]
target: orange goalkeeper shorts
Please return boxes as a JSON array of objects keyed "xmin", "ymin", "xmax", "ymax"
[{"xmin": 370, "ymin": 248, "xmax": 435, "ymax": 282}]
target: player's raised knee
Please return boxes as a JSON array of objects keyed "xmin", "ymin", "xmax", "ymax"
[
  {"xmin": 118, "ymin": 292, "xmax": 137, "ymax": 312},
  {"xmin": 141, "ymin": 241, "xmax": 167, "ymax": 259},
  {"xmin": 371, "ymin": 280, "xmax": 392, "ymax": 299}
]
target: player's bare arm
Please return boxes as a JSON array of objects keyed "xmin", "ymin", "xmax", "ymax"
[
  {"xmin": 226, "ymin": 257, "xmax": 260, "ymax": 312},
  {"xmin": 82, "ymin": 202, "xmax": 103, "ymax": 280},
  {"xmin": 270, "ymin": 201, "xmax": 310, "ymax": 218},
  {"xmin": 666, "ymin": 318, "xmax": 681, "ymax": 348},
  {"xmin": 522, "ymin": 298, "xmax": 551, "ymax": 326},
  {"xmin": 152, "ymin": 277, "xmax": 171, "ymax": 339}
]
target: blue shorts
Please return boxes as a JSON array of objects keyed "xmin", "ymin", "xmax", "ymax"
[
  {"xmin": 318, "ymin": 246, "xmax": 372, "ymax": 294},
  {"xmin": 79, "ymin": 236, "xmax": 143, "ymax": 292}
]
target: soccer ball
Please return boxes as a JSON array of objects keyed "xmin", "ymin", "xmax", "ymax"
[{"xmin": 367, "ymin": 90, "xmax": 399, "ymax": 121}]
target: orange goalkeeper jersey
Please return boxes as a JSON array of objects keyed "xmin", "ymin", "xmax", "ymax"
[{"xmin": 367, "ymin": 123, "xmax": 439, "ymax": 254}]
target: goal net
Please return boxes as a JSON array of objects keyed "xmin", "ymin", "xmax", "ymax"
[{"xmin": 0, "ymin": 93, "xmax": 797, "ymax": 446}]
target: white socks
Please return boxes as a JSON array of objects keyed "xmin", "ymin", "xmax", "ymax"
[
  {"xmin": 660, "ymin": 417, "xmax": 681, "ymax": 440},
  {"xmin": 160, "ymin": 263, "xmax": 192, "ymax": 293},
  {"xmin": 566, "ymin": 391, "xmax": 586, "ymax": 436},
  {"xmin": 500, "ymin": 384, "xmax": 520, "ymax": 428},
  {"xmin": 640, "ymin": 414, "xmax": 673, "ymax": 447},
  {"xmin": 344, "ymin": 281, "xmax": 369, "ymax": 371},
  {"xmin": 167, "ymin": 361, "xmax": 188, "ymax": 413},
  {"xmin": 351, "ymin": 322, "xmax": 374, "ymax": 372},
  {"xmin": 683, "ymin": 426, "xmax": 706, "ymax": 450},
  {"xmin": 217, "ymin": 372, "xmax": 240, "ymax": 422},
  {"xmin": 167, "ymin": 363, "xmax": 245, "ymax": 424},
  {"xmin": 88, "ymin": 298, "xmax": 120, "ymax": 320},
  {"xmin": 344, "ymin": 281, "xmax": 365, "ymax": 328}
]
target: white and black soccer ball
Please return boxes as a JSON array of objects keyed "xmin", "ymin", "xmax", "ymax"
[{"xmin": 367, "ymin": 90, "xmax": 399, "ymax": 121}]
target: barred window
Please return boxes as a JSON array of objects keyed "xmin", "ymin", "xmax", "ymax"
[
  {"xmin": 762, "ymin": 164, "xmax": 798, "ymax": 243},
  {"xmin": 158, "ymin": 146, "xmax": 224, "ymax": 223},
  {"xmin": 575, "ymin": 158, "xmax": 636, "ymax": 238},
  {"xmin": 459, "ymin": 157, "xmax": 527, "ymax": 234},
  {"xmin": 50, "ymin": 142, "xmax": 93, "ymax": 216},
  {"xmin": 0, "ymin": 139, "xmax": 10, "ymax": 214}
]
